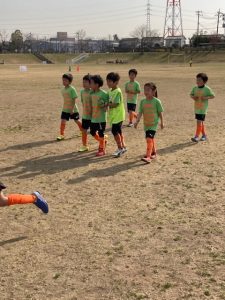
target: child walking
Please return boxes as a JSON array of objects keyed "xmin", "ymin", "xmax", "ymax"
[
  {"xmin": 90, "ymin": 75, "xmax": 109, "ymax": 157},
  {"xmin": 190, "ymin": 73, "xmax": 215, "ymax": 142},
  {"xmin": 106, "ymin": 72, "xmax": 126, "ymax": 157},
  {"xmin": 0, "ymin": 181, "xmax": 48, "ymax": 213},
  {"xmin": 79, "ymin": 74, "xmax": 92, "ymax": 152},
  {"xmin": 134, "ymin": 82, "xmax": 164, "ymax": 164},
  {"xmin": 57, "ymin": 73, "xmax": 82, "ymax": 141},
  {"xmin": 125, "ymin": 69, "xmax": 141, "ymax": 127}
]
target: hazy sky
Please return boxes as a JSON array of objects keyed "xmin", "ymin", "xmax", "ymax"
[{"xmin": 1, "ymin": 0, "xmax": 225, "ymax": 39}]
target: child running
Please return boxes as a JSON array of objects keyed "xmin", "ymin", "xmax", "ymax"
[
  {"xmin": 190, "ymin": 73, "xmax": 215, "ymax": 142},
  {"xmin": 0, "ymin": 181, "xmax": 48, "ymax": 213},
  {"xmin": 106, "ymin": 72, "xmax": 126, "ymax": 157},
  {"xmin": 134, "ymin": 82, "xmax": 164, "ymax": 164},
  {"xmin": 57, "ymin": 73, "xmax": 83, "ymax": 141},
  {"xmin": 125, "ymin": 69, "xmax": 141, "ymax": 127},
  {"xmin": 90, "ymin": 75, "xmax": 109, "ymax": 157},
  {"xmin": 79, "ymin": 74, "xmax": 92, "ymax": 152}
]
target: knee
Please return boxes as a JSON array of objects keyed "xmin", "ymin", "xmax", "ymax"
[{"xmin": 0, "ymin": 193, "xmax": 8, "ymax": 206}]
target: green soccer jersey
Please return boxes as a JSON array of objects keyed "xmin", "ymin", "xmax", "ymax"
[
  {"xmin": 108, "ymin": 88, "xmax": 125, "ymax": 125},
  {"xmin": 61, "ymin": 85, "xmax": 79, "ymax": 113},
  {"xmin": 190, "ymin": 85, "xmax": 215, "ymax": 115},
  {"xmin": 139, "ymin": 97, "xmax": 164, "ymax": 132},
  {"xmin": 81, "ymin": 88, "xmax": 92, "ymax": 120},
  {"xmin": 91, "ymin": 89, "xmax": 109, "ymax": 123},
  {"xmin": 125, "ymin": 81, "xmax": 141, "ymax": 104}
]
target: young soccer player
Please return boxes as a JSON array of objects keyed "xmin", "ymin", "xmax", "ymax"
[
  {"xmin": 106, "ymin": 72, "xmax": 126, "ymax": 157},
  {"xmin": 90, "ymin": 75, "xmax": 109, "ymax": 157},
  {"xmin": 79, "ymin": 74, "xmax": 92, "ymax": 152},
  {"xmin": 0, "ymin": 181, "xmax": 48, "ymax": 213},
  {"xmin": 134, "ymin": 82, "xmax": 164, "ymax": 164},
  {"xmin": 57, "ymin": 73, "xmax": 83, "ymax": 141},
  {"xmin": 190, "ymin": 73, "xmax": 215, "ymax": 142},
  {"xmin": 125, "ymin": 69, "xmax": 141, "ymax": 127}
]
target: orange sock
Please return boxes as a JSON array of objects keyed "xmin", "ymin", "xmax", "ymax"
[
  {"xmin": 129, "ymin": 112, "xmax": 133, "ymax": 124},
  {"xmin": 121, "ymin": 134, "xmax": 126, "ymax": 148},
  {"xmin": 82, "ymin": 131, "xmax": 88, "ymax": 146},
  {"xmin": 60, "ymin": 122, "xmax": 66, "ymax": 136},
  {"xmin": 7, "ymin": 194, "xmax": 36, "ymax": 206},
  {"xmin": 75, "ymin": 120, "xmax": 83, "ymax": 131},
  {"xmin": 202, "ymin": 123, "xmax": 206, "ymax": 136},
  {"xmin": 146, "ymin": 138, "xmax": 154, "ymax": 158},
  {"xmin": 152, "ymin": 139, "xmax": 156, "ymax": 155},
  {"xmin": 114, "ymin": 134, "xmax": 122, "ymax": 149},
  {"xmin": 99, "ymin": 137, "xmax": 105, "ymax": 150},
  {"xmin": 195, "ymin": 123, "xmax": 202, "ymax": 137},
  {"xmin": 132, "ymin": 111, "xmax": 137, "ymax": 119},
  {"xmin": 93, "ymin": 133, "xmax": 100, "ymax": 142}
]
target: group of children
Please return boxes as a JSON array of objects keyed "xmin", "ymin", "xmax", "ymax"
[
  {"xmin": 57, "ymin": 68, "xmax": 215, "ymax": 163},
  {"xmin": 0, "ymin": 70, "xmax": 215, "ymax": 214}
]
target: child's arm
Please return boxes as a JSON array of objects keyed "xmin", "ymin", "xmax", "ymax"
[
  {"xmin": 134, "ymin": 112, "xmax": 142, "ymax": 128},
  {"xmin": 201, "ymin": 95, "xmax": 215, "ymax": 100},
  {"xmin": 109, "ymin": 102, "xmax": 119, "ymax": 108},
  {"xmin": 159, "ymin": 112, "xmax": 164, "ymax": 129},
  {"xmin": 190, "ymin": 95, "xmax": 198, "ymax": 100}
]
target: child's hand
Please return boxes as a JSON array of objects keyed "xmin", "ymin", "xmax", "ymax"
[
  {"xmin": 200, "ymin": 96, "xmax": 208, "ymax": 101},
  {"xmin": 193, "ymin": 96, "xmax": 199, "ymax": 100},
  {"xmin": 134, "ymin": 122, "xmax": 138, "ymax": 129}
]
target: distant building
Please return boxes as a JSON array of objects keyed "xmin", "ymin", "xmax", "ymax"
[
  {"xmin": 164, "ymin": 36, "xmax": 186, "ymax": 48},
  {"xmin": 119, "ymin": 38, "xmax": 140, "ymax": 51},
  {"xmin": 50, "ymin": 32, "xmax": 75, "ymax": 53},
  {"xmin": 142, "ymin": 37, "xmax": 164, "ymax": 49}
]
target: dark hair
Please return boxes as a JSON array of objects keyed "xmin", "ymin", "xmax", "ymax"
[
  {"xmin": 62, "ymin": 73, "xmax": 73, "ymax": 83},
  {"xmin": 129, "ymin": 69, "xmax": 138, "ymax": 76},
  {"xmin": 106, "ymin": 72, "xmax": 120, "ymax": 82},
  {"xmin": 196, "ymin": 73, "xmax": 208, "ymax": 83},
  {"xmin": 83, "ymin": 74, "xmax": 92, "ymax": 82},
  {"xmin": 144, "ymin": 82, "xmax": 158, "ymax": 98},
  {"xmin": 91, "ymin": 75, "xmax": 104, "ymax": 87}
]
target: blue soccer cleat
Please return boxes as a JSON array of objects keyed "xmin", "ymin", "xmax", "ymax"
[{"xmin": 33, "ymin": 191, "xmax": 49, "ymax": 214}]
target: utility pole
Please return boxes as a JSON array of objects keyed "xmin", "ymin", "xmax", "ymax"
[
  {"xmin": 146, "ymin": 0, "xmax": 151, "ymax": 37},
  {"xmin": 196, "ymin": 10, "xmax": 203, "ymax": 36},
  {"xmin": 216, "ymin": 9, "xmax": 224, "ymax": 35}
]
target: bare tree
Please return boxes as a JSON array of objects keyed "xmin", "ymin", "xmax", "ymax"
[{"xmin": 130, "ymin": 25, "xmax": 146, "ymax": 39}]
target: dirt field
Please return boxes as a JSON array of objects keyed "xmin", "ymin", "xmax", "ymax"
[{"xmin": 0, "ymin": 62, "xmax": 225, "ymax": 300}]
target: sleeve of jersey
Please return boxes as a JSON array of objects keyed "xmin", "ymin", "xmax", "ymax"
[
  {"xmin": 157, "ymin": 100, "xmax": 164, "ymax": 113},
  {"xmin": 190, "ymin": 87, "xmax": 195, "ymax": 96},
  {"xmin": 113, "ymin": 92, "xmax": 121, "ymax": 104},
  {"xmin": 207, "ymin": 87, "xmax": 215, "ymax": 97},
  {"xmin": 71, "ymin": 88, "xmax": 78, "ymax": 99},
  {"xmin": 136, "ymin": 83, "xmax": 141, "ymax": 93}
]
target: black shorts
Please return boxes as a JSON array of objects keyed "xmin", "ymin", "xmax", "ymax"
[
  {"xmin": 195, "ymin": 114, "xmax": 206, "ymax": 121},
  {"xmin": 111, "ymin": 122, "xmax": 123, "ymax": 136},
  {"xmin": 90, "ymin": 122, "xmax": 106, "ymax": 138},
  {"xmin": 82, "ymin": 119, "xmax": 91, "ymax": 130},
  {"xmin": 127, "ymin": 103, "xmax": 136, "ymax": 112},
  {"xmin": 61, "ymin": 111, "xmax": 80, "ymax": 121},
  {"xmin": 145, "ymin": 130, "xmax": 156, "ymax": 139}
]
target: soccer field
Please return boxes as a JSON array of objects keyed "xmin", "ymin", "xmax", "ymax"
[{"xmin": 0, "ymin": 63, "xmax": 225, "ymax": 300}]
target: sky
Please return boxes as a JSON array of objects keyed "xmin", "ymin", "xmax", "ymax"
[{"xmin": 0, "ymin": 0, "xmax": 225, "ymax": 40}]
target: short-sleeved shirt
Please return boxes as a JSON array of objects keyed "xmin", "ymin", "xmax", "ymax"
[
  {"xmin": 81, "ymin": 89, "xmax": 92, "ymax": 120},
  {"xmin": 61, "ymin": 85, "xmax": 78, "ymax": 113},
  {"xmin": 108, "ymin": 88, "xmax": 125, "ymax": 125},
  {"xmin": 125, "ymin": 81, "xmax": 141, "ymax": 104},
  {"xmin": 91, "ymin": 89, "xmax": 109, "ymax": 123},
  {"xmin": 190, "ymin": 85, "xmax": 215, "ymax": 115},
  {"xmin": 139, "ymin": 97, "xmax": 164, "ymax": 132}
]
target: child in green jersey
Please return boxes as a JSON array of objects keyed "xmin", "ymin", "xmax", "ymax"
[
  {"xmin": 0, "ymin": 181, "xmax": 48, "ymax": 214},
  {"xmin": 106, "ymin": 72, "xmax": 126, "ymax": 158},
  {"xmin": 134, "ymin": 82, "xmax": 164, "ymax": 164},
  {"xmin": 57, "ymin": 73, "xmax": 83, "ymax": 141},
  {"xmin": 125, "ymin": 69, "xmax": 141, "ymax": 127},
  {"xmin": 190, "ymin": 73, "xmax": 215, "ymax": 142},
  {"xmin": 90, "ymin": 75, "xmax": 109, "ymax": 157},
  {"xmin": 79, "ymin": 74, "xmax": 92, "ymax": 152}
]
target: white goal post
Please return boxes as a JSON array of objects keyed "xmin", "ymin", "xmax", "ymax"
[{"xmin": 167, "ymin": 53, "xmax": 186, "ymax": 64}]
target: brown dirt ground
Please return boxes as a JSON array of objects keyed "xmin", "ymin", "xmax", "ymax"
[{"xmin": 0, "ymin": 63, "xmax": 225, "ymax": 300}]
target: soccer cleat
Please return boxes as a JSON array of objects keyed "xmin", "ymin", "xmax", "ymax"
[
  {"xmin": 141, "ymin": 157, "xmax": 151, "ymax": 164},
  {"xmin": 127, "ymin": 123, "xmax": 134, "ymax": 127},
  {"xmin": 0, "ymin": 181, "xmax": 6, "ymax": 191},
  {"xmin": 121, "ymin": 147, "xmax": 127, "ymax": 154},
  {"xmin": 78, "ymin": 145, "xmax": 89, "ymax": 152},
  {"xmin": 191, "ymin": 136, "xmax": 199, "ymax": 143},
  {"xmin": 200, "ymin": 135, "xmax": 207, "ymax": 141},
  {"xmin": 151, "ymin": 152, "xmax": 157, "ymax": 159},
  {"xmin": 112, "ymin": 148, "xmax": 123, "ymax": 158},
  {"xmin": 57, "ymin": 135, "xmax": 65, "ymax": 141},
  {"xmin": 96, "ymin": 149, "xmax": 105, "ymax": 157},
  {"xmin": 33, "ymin": 191, "xmax": 49, "ymax": 214}
]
